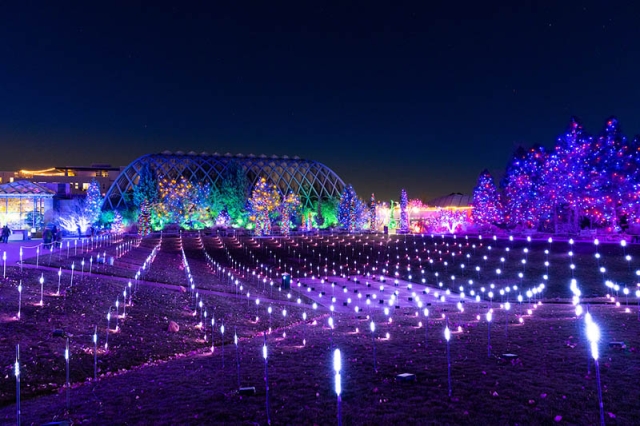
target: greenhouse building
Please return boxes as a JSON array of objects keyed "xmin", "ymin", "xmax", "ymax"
[{"xmin": 103, "ymin": 151, "xmax": 346, "ymax": 211}]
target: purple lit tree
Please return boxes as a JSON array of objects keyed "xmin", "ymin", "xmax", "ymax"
[
  {"xmin": 471, "ymin": 169, "xmax": 502, "ymax": 228},
  {"xmin": 539, "ymin": 117, "xmax": 590, "ymax": 232},
  {"xmin": 582, "ymin": 117, "xmax": 628, "ymax": 228},
  {"xmin": 399, "ymin": 189, "xmax": 409, "ymax": 233},
  {"xmin": 501, "ymin": 145, "xmax": 546, "ymax": 230}
]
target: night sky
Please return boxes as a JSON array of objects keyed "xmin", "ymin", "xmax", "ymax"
[{"xmin": 2, "ymin": 2, "xmax": 640, "ymax": 202}]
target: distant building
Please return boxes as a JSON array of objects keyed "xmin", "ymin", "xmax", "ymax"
[
  {"xmin": 0, "ymin": 164, "xmax": 122, "ymax": 198},
  {"xmin": 0, "ymin": 180, "xmax": 55, "ymax": 233}
]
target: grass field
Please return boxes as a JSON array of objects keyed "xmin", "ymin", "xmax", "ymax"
[{"xmin": 1, "ymin": 232, "xmax": 639, "ymax": 425}]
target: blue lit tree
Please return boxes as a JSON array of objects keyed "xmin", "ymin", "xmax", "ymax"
[
  {"xmin": 501, "ymin": 145, "xmax": 546, "ymax": 229},
  {"xmin": 84, "ymin": 178, "xmax": 104, "ymax": 226},
  {"xmin": 338, "ymin": 184, "xmax": 365, "ymax": 232},
  {"xmin": 582, "ymin": 117, "xmax": 628, "ymax": 228},
  {"xmin": 471, "ymin": 169, "xmax": 502, "ymax": 228},
  {"xmin": 539, "ymin": 117, "xmax": 590, "ymax": 232}
]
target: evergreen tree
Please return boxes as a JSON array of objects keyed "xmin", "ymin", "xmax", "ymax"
[
  {"xmin": 583, "ymin": 117, "xmax": 628, "ymax": 227},
  {"xmin": 501, "ymin": 145, "xmax": 546, "ymax": 229},
  {"xmin": 280, "ymin": 192, "xmax": 301, "ymax": 236},
  {"xmin": 399, "ymin": 189, "xmax": 409, "ymax": 232},
  {"xmin": 84, "ymin": 178, "xmax": 104, "ymax": 226},
  {"xmin": 220, "ymin": 161, "xmax": 249, "ymax": 226},
  {"xmin": 132, "ymin": 164, "xmax": 158, "ymax": 208},
  {"xmin": 471, "ymin": 169, "xmax": 502, "ymax": 227},
  {"xmin": 369, "ymin": 193, "xmax": 377, "ymax": 231},
  {"xmin": 539, "ymin": 117, "xmax": 590, "ymax": 232},
  {"xmin": 316, "ymin": 199, "xmax": 325, "ymax": 228},
  {"xmin": 138, "ymin": 199, "xmax": 152, "ymax": 236},
  {"xmin": 338, "ymin": 184, "xmax": 364, "ymax": 232},
  {"xmin": 249, "ymin": 177, "xmax": 281, "ymax": 235}
]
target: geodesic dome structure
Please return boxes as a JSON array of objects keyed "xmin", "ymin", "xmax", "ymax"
[{"xmin": 103, "ymin": 151, "xmax": 346, "ymax": 211}]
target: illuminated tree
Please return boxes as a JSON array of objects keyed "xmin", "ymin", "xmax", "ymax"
[
  {"xmin": 471, "ymin": 169, "xmax": 502, "ymax": 228},
  {"xmin": 316, "ymin": 199, "xmax": 325, "ymax": 228},
  {"xmin": 501, "ymin": 145, "xmax": 546, "ymax": 229},
  {"xmin": 539, "ymin": 117, "xmax": 590, "ymax": 232},
  {"xmin": 399, "ymin": 189, "xmax": 409, "ymax": 233},
  {"xmin": 249, "ymin": 177, "xmax": 281, "ymax": 236},
  {"xmin": 280, "ymin": 192, "xmax": 301, "ymax": 236},
  {"xmin": 369, "ymin": 193, "xmax": 377, "ymax": 231},
  {"xmin": 84, "ymin": 178, "xmax": 103, "ymax": 226},
  {"xmin": 111, "ymin": 210, "xmax": 124, "ymax": 233},
  {"xmin": 220, "ymin": 161, "xmax": 249, "ymax": 227},
  {"xmin": 338, "ymin": 184, "xmax": 365, "ymax": 232},
  {"xmin": 434, "ymin": 209, "xmax": 468, "ymax": 234},
  {"xmin": 138, "ymin": 199, "xmax": 152, "ymax": 236}
]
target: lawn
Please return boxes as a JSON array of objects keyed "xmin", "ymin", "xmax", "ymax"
[{"xmin": 1, "ymin": 232, "xmax": 639, "ymax": 425}]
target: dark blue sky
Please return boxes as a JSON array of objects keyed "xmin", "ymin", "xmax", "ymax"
[{"xmin": 1, "ymin": 1, "xmax": 639, "ymax": 201}]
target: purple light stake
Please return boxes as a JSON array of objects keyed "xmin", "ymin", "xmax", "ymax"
[
  {"xmin": 423, "ymin": 308, "xmax": 429, "ymax": 347},
  {"xmin": 66, "ymin": 240, "xmax": 69, "ymax": 259},
  {"xmin": 586, "ymin": 318, "xmax": 605, "ymax": 426},
  {"xmin": 114, "ymin": 298, "xmax": 119, "ymax": 332},
  {"xmin": 445, "ymin": 322, "xmax": 452, "ymax": 397},
  {"xmin": 234, "ymin": 327, "xmax": 240, "ymax": 389},
  {"xmin": 65, "ymin": 337, "xmax": 70, "ymax": 410},
  {"xmin": 211, "ymin": 316, "xmax": 216, "ymax": 353},
  {"xmin": 203, "ymin": 311, "xmax": 207, "ymax": 340},
  {"xmin": 268, "ymin": 306, "xmax": 272, "ymax": 334},
  {"xmin": 221, "ymin": 324, "xmax": 225, "ymax": 368},
  {"xmin": 370, "ymin": 320, "xmax": 377, "ymax": 372},
  {"xmin": 89, "ymin": 257, "xmax": 93, "ymax": 275},
  {"xmin": 504, "ymin": 301, "xmax": 511, "ymax": 338},
  {"xmin": 282, "ymin": 309, "xmax": 287, "ymax": 339},
  {"xmin": 15, "ymin": 344, "xmax": 20, "ymax": 426},
  {"xmin": 105, "ymin": 311, "xmax": 111, "ymax": 350},
  {"xmin": 74, "ymin": 239, "xmax": 77, "ymax": 256},
  {"xmin": 263, "ymin": 333, "xmax": 270, "ymax": 425},
  {"xmin": 81, "ymin": 259, "xmax": 85, "ymax": 280},
  {"xmin": 36, "ymin": 246, "xmax": 39, "ymax": 269},
  {"xmin": 93, "ymin": 326, "xmax": 97, "ymax": 380},
  {"xmin": 3, "ymin": 251, "xmax": 6, "ymax": 278},
  {"xmin": 487, "ymin": 310, "xmax": 493, "ymax": 357},
  {"xmin": 17, "ymin": 281, "xmax": 22, "ymax": 319},
  {"xmin": 19, "ymin": 247, "xmax": 23, "ymax": 273},
  {"xmin": 334, "ymin": 348, "xmax": 342, "ymax": 426},
  {"xmin": 302, "ymin": 312, "xmax": 307, "ymax": 346},
  {"xmin": 123, "ymin": 290, "xmax": 127, "ymax": 318},
  {"xmin": 39, "ymin": 274, "xmax": 44, "ymax": 306},
  {"xmin": 128, "ymin": 281, "xmax": 132, "ymax": 303},
  {"xmin": 56, "ymin": 268, "xmax": 62, "ymax": 295},
  {"xmin": 70, "ymin": 262, "xmax": 75, "ymax": 288},
  {"xmin": 328, "ymin": 316, "xmax": 335, "ymax": 349}
]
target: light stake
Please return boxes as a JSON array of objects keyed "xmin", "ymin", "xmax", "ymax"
[
  {"xmin": 482, "ymin": 308, "xmax": 491, "ymax": 358},
  {"xmin": 263, "ymin": 333, "xmax": 270, "ymax": 426},
  {"xmin": 93, "ymin": 326, "xmax": 98, "ymax": 380},
  {"xmin": 445, "ymin": 321, "xmax": 452, "ymax": 397},
  {"xmin": 39, "ymin": 274, "xmax": 44, "ymax": 306},
  {"xmin": 234, "ymin": 327, "xmax": 240, "ymax": 389},
  {"xmin": 221, "ymin": 324, "xmax": 225, "ymax": 368},
  {"xmin": 17, "ymin": 281, "xmax": 22, "ymax": 319},
  {"xmin": 586, "ymin": 318, "xmax": 605, "ymax": 426},
  {"xmin": 65, "ymin": 337, "xmax": 70, "ymax": 410},
  {"xmin": 15, "ymin": 344, "xmax": 20, "ymax": 426},
  {"xmin": 57, "ymin": 268, "xmax": 62, "ymax": 295},
  {"xmin": 370, "ymin": 320, "xmax": 377, "ymax": 372},
  {"xmin": 334, "ymin": 348, "xmax": 342, "ymax": 426},
  {"xmin": 105, "ymin": 310, "xmax": 111, "ymax": 350},
  {"xmin": 3, "ymin": 250, "xmax": 6, "ymax": 278}
]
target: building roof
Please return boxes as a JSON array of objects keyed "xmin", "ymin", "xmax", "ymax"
[
  {"xmin": 427, "ymin": 193, "xmax": 473, "ymax": 208},
  {"xmin": 0, "ymin": 180, "xmax": 56, "ymax": 197}
]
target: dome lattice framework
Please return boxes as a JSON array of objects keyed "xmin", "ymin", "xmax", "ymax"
[{"xmin": 103, "ymin": 152, "xmax": 346, "ymax": 211}]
